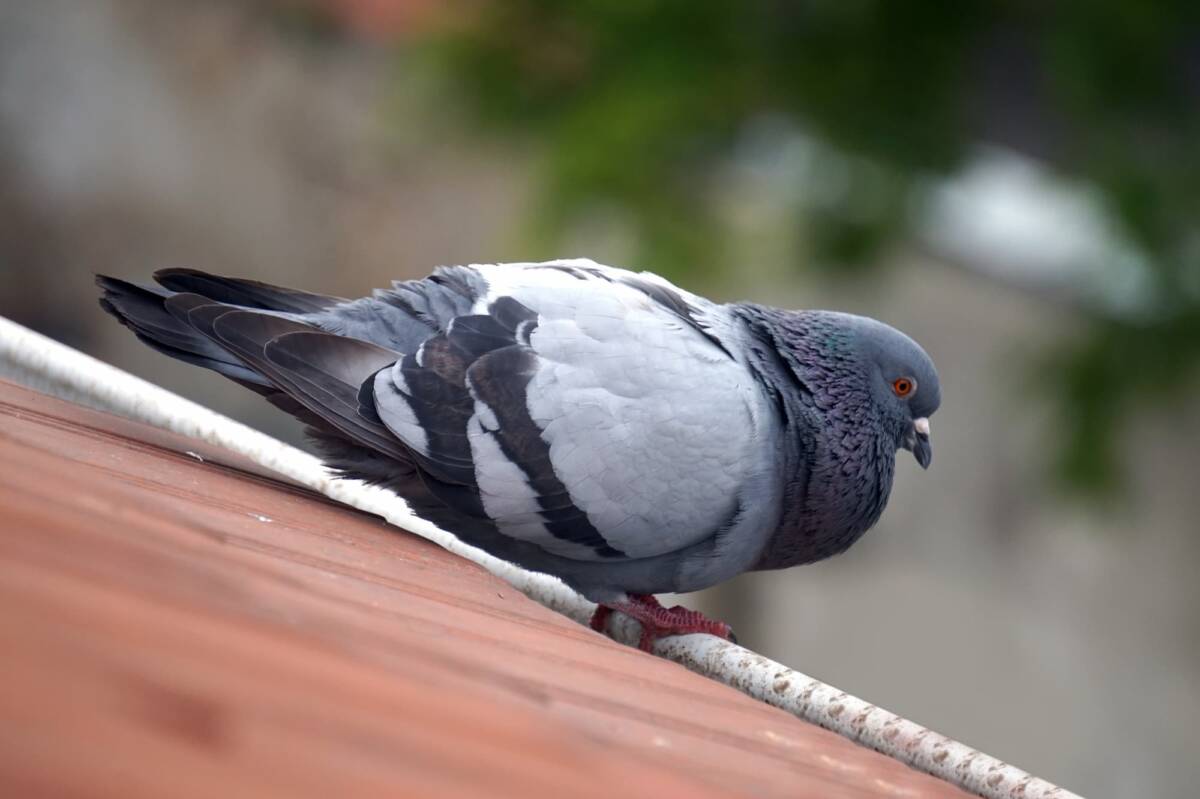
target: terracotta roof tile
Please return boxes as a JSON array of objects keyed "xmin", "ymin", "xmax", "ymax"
[{"xmin": 0, "ymin": 380, "xmax": 969, "ymax": 798}]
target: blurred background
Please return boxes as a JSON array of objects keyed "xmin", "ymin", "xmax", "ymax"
[{"xmin": 1, "ymin": 2, "xmax": 1198, "ymax": 796}]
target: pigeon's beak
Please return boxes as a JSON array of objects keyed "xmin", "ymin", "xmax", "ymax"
[{"xmin": 909, "ymin": 417, "xmax": 932, "ymax": 469}]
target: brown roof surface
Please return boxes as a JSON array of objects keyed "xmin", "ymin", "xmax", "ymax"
[{"xmin": 0, "ymin": 379, "xmax": 968, "ymax": 798}]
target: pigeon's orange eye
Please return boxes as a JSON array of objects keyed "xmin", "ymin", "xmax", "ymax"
[{"xmin": 892, "ymin": 377, "xmax": 915, "ymax": 397}]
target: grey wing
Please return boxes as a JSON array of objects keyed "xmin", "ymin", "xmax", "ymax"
[{"xmin": 371, "ymin": 261, "xmax": 771, "ymax": 562}]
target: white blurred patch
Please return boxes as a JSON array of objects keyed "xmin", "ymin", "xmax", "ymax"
[{"xmin": 918, "ymin": 148, "xmax": 1156, "ymax": 317}]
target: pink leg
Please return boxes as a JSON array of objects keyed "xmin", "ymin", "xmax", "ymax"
[{"xmin": 588, "ymin": 594, "xmax": 737, "ymax": 652}]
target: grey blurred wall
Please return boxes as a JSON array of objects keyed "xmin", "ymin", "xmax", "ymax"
[{"xmin": 1, "ymin": 3, "xmax": 1197, "ymax": 797}]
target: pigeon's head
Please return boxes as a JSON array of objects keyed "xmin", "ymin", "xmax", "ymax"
[{"xmin": 850, "ymin": 317, "xmax": 940, "ymax": 469}]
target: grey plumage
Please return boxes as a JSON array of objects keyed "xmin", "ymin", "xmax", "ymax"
[{"xmin": 97, "ymin": 259, "xmax": 940, "ymax": 605}]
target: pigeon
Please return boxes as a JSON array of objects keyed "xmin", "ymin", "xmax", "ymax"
[{"xmin": 97, "ymin": 259, "xmax": 939, "ymax": 651}]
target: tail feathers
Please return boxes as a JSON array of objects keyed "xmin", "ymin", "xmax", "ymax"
[
  {"xmin": 154, "ymin": 268, "xmax": 346, "ymax": 314},
  {"xmin": 96, "ymin": 275, "xmax": 269, "ymax": 388},
  {"xmin": 98, "ymin": 270, "xmax": 432, "ymax": 482}
]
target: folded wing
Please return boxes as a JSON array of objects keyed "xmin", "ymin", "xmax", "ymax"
[
  {"xmin": 371, "ymin": 262, "xmax": 767, "ymax": 562},
  {"xmin": 98, "ymin": 261, "xmax": 768, "ymax": 566}
]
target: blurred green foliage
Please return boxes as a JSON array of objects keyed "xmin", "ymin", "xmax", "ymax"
[{"xmin": 406, "ymin": 0, "xmax": 1200, "ymax": 493}]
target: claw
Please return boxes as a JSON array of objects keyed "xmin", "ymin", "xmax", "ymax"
[{"xmin": 591, "ymin": 594, "xmax": 737, "ymax": 651}]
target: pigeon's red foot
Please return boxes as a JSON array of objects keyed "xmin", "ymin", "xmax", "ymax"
[{"xmin": 589, "ymin": 593, "xmax": 737, "ymax": 652}]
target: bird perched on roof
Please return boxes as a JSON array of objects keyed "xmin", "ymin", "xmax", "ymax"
[{"xmin": 97, "ymin": 260, "xmax": 939, "ymax": 651}]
